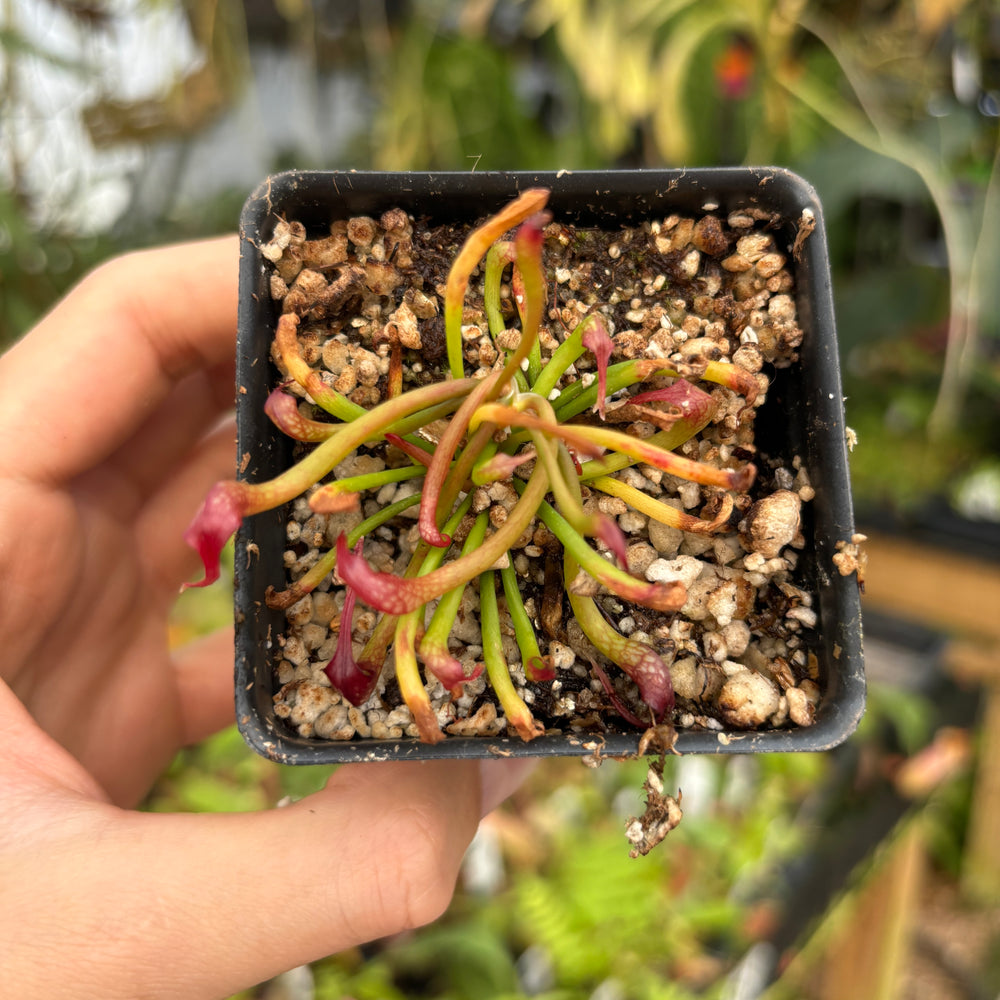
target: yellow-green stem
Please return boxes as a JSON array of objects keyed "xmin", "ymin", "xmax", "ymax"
[
  {"xmin": 445, "ymin": 188, "xmax": 550, "ymax": 380},
  {"xmin": 479, "ymin": 568, "xmax": 544, "ymax": 741}
]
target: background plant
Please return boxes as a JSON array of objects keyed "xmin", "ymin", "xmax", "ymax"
[{"xmin": 5, "ymin": 0, "xmax": 997, "ymax": 509}]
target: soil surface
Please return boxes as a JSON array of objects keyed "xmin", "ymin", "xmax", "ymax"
[{"xmin": 258, "ymin": 202, "xmax": 826, "ymax": 746}]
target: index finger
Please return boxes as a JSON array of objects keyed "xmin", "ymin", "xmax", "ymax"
[{"xmin": 0, "ymin": 236, "xmax": 239, "ymax": 485}]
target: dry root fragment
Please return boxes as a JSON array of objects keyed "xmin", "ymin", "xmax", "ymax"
[
  {"xmin": 637, "ymin": 722, "xmax": 679, "ymax": 757},
  {"xmin": 833, "ymin": 534, "xmax": 868, "ymax": 590},
  {"xmin": 792, "ymin": 207, "xmax": 817, "ymax": 260},
  {"xmin": 625, "ymin": 758, "xmax": 683, "ymax": 858}
]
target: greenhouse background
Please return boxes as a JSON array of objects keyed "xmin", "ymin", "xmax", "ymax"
[{"xmin": 2, "ymin": 1, "xmax": 999, "ymax": 997}]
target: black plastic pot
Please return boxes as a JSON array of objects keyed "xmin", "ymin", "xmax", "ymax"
[{"xmin": 234, "ymin": 168, "xmax": 865, "ymax": 764}]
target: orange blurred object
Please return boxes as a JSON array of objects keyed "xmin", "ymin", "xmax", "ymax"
[{"xmin": 714, "ymin": 38, "xmax": 755, "ymax": 99}]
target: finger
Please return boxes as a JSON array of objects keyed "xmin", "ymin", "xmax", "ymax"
[
  {"xmin": 101, "ymin": 359, "xmax": 236, "ymax": 508},
  {"xmin": 0, "ymin": 236, "xmax": 238, "ymax": 486},
  {"xmin": 10, "ymin": 760, "xmax": 483, "ymax": 999},
  {"xmin": 480, "ymin": 757, "xmax": 537, "ymax": 814},
  {"xmin": 0, "ymin": 679, "xmax": 109, "ymax": 806},
  {"xmin": 134, "ymin": 416, "xmax": 237, "ymax": 588},
  {"xmin": 171, "ymin": 626, "xmax": 236, "ymax": 745}
]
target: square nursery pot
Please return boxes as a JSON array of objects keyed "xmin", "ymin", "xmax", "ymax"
[{"xmin": 233, "ymin": 168, "xmax": 865, "ymax": 764}]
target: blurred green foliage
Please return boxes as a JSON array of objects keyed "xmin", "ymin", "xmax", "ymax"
[
  {"xmin": 366, "ymin": 15, "xmax": 601, "ymax": 170},
  {"xmin": 156, "ymin": 750, "xmax": 828, "ymax": 1000},
  {"xmin": 4, "ymin": 0, "xmax": 998, "ymax": 508}
]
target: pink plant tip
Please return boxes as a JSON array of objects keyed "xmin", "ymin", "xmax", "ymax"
[
  {"xmin": 626, "ymin": 644, "xmax": 675, "ymax": 720},
  {"xmin": 424, "ymin": 651, "xmax": 485, "ymax": 698},
  {"xmin": 525, "ymin": 655, "xmax": 557, "ymax": 683},
  {"xmin": 517, "ymin": 211, "xmax": 550, "ymax": 252},
  {"xmin": 593, "ymin": 513, "xmax": 629, "ymax": 569},
  {"xmin": 264, "ymin": 388, "xmax": 335, "ymax": 442},
  {"xmin": 592, "ymin": 644, "xmax": 673, "ymax": 724},
  {"xmin": 582, "ymin": 317, "xmax": 614, "ymax": 419},
  {"xmin": 514, "ymin": 211, "xmax": 552, "ymax": 274},
  {"xmin": 422, "ymin": 528, "xmax": 453, "ymax": 549},
  {"xmin": 590, "ymin": 658, "xmax": 650, "ymax": 729},
  {"xmin": 324, "ymin": 541, "xmax": 381, "ymax": 705},
  {"xmin": 182, "ymin": 481, "xmax": 245, "ymax": 589},
  {"xmin": 335, "ymin": 532, "xmax": 417, "ymax": 613},
  {"xmin": 475, "ymin": 448, "xmax": 537, "ymax": 483}
]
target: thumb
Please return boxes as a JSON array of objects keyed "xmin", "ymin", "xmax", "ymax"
[{"xmin": 7, "ymin": 760, "xmax": 487, "ymax": 1000}]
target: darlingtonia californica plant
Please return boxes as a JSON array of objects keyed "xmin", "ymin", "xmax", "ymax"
[{"xmin": 185, "ymin": 188, "xmax": 764, "ymax": 744}]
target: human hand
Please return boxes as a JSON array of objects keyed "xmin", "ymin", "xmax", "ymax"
[{"xmin": 0, "ymin": 239, "xmax": 532, "ymax": 998}]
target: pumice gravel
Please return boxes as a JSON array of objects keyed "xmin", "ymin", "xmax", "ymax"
[{"xmin": 257, "ymin": 200, "xmax": 823, "ymax": 745}]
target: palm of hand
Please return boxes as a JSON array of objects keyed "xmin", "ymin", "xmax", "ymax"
[
  {"xmin": 0, "ymin": 239, "xmax": 527, "ymax": 1000},
  {"xmin": 0, "ymin": 240, "xmax": 238, "ymax": 805}
]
